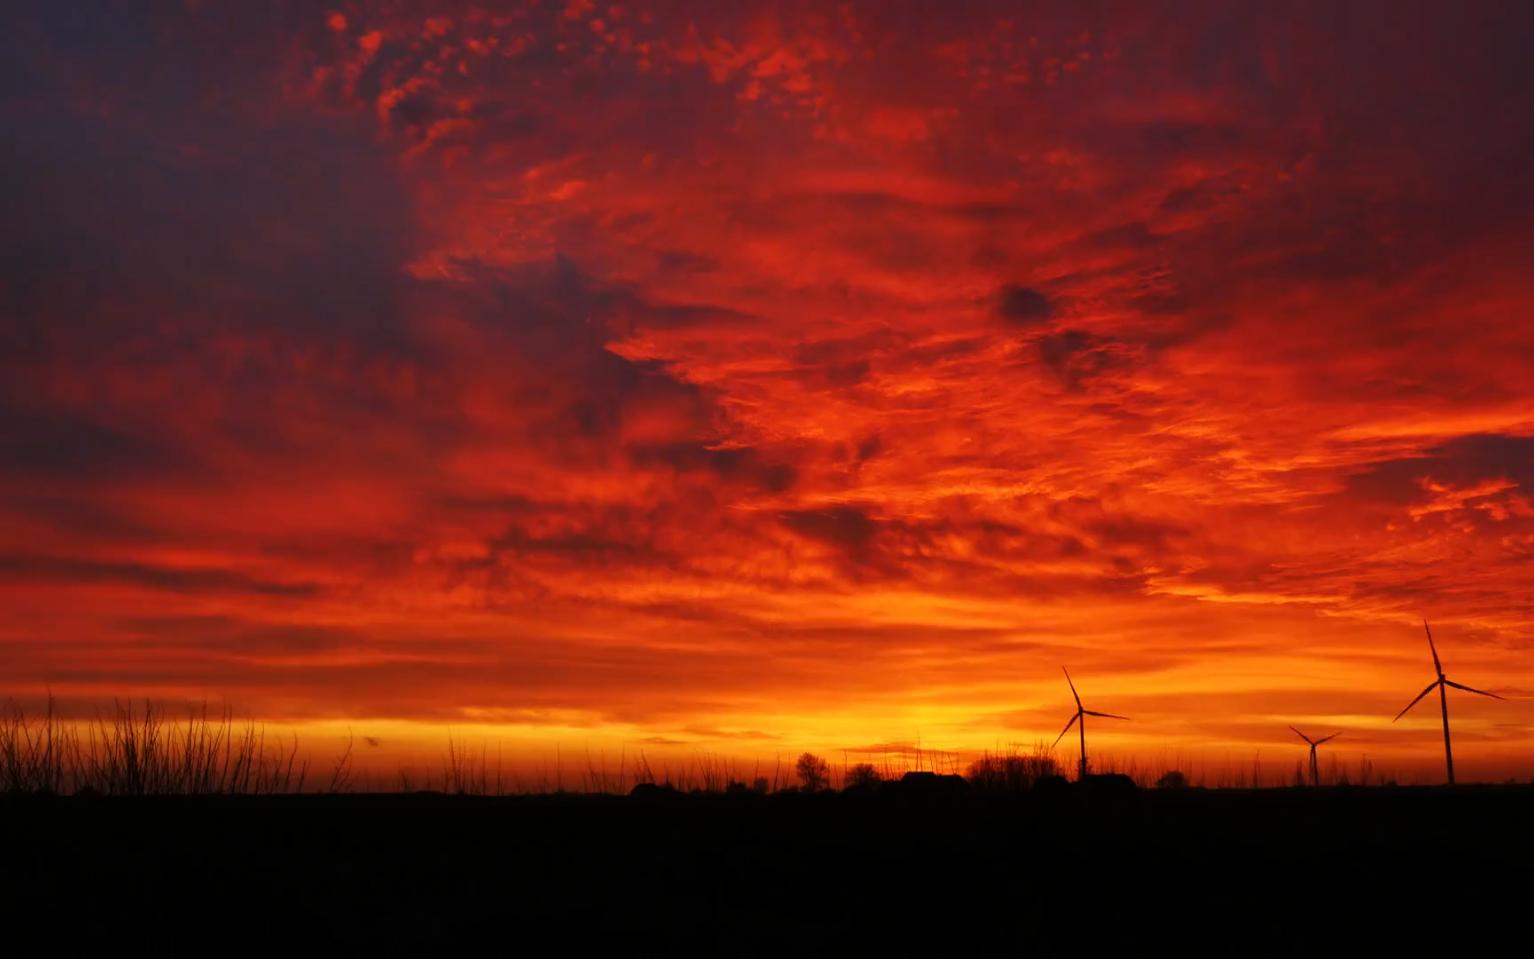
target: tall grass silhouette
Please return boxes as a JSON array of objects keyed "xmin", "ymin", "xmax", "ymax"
[
  {"xmin": 965, "ymin": 745, "xmax": 1060, "ymax": 790},
  {"xmin": 1, "ymin": 698, "xmax": 308, "ymax": 795}
]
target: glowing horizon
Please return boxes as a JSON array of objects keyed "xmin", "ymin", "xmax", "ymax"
[{"xmin": 3, "ymin": 2, "xmax": 1533, "ymax": 783}]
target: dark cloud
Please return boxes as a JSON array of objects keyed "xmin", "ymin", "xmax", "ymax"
[
  {"xmin": 2, "ymin": 45, "xmax": 415, "ymax": 359},
  {"xmin": 629, "ymin": 443, "xmax": 796, "ymax": 494},
  {"xmin": 1075, "ymin": 222, "xmax": 1160, "ymax": 253},
  {"xmin": 1035, "ymin": 330, "xmax": 1122, "ymax": 389},
  {"xmin": 1436, "ymin": 434, "xmax": 1534, "ymax": 490},
  {"xmin": 0, "ymin": 555, "xmax": 319, "ymax": 598},
  {"xmin": 780, "ymin": 505, "xmax": 880, "ymax": 558},
  {"xmin": 0, "ymin": 401, "xmax": 183, "ymax": 478},
  {"xmin": 996, "ymin": 285, "xmax": 1055, "ymax": 325},
  {"xmin": 115, "ymin": 617, "xmax": 351, "ymax": 655},
  {"xmin": 1345, "ymin": 433, "xmax": 1534, "ymax": 507}
]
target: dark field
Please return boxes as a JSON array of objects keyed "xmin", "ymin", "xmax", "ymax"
[{"xmin": 4, "ymin": 785, "xmax": 1531, "ymax": 955}]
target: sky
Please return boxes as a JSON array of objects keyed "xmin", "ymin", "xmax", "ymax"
[{"xmin": 3, "ymin": 0, "xmax": 1533, "ymax": 783}]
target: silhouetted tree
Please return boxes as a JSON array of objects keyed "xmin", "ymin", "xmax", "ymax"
[
  {"xmin": 1155, "ymin": 770, "xmax": 1189, "ymax": 790},
  {"xmin": 844, "ymin": 763, "xmax": 882, "ymax": 790},
  {"xmin": 795, "ymin": 752, "xmax": 830, "ymax": 792}
]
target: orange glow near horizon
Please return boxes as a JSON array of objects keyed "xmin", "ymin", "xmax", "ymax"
[{"xmin": 3, "ymin": 2, "xmax": 1534, "ymax": 784}]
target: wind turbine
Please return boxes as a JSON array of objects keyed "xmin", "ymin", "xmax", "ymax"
[
  {"xmin": 1054, "ymin": 668, "xmax": 1129, "ymax": 780},
  {"xmin": 1392, "ymin": 620, "xmax": 1503, "ymax": 785},
  {"xmin": 1288, "ymin": 726, "xmax": 1339, "ymax": 787}
]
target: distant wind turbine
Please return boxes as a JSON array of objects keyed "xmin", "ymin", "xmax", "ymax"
[
  {"xmin": 1288, "ymin": 726, "xmax": 1339, "ymax": 787},
  {"xmin": 1054, "ymin": 668, "xmax": 1129, "ymax": 780},
  {"xmin": 1392, "ymin": 620, "xmax": 1503, "ymax": 785}
]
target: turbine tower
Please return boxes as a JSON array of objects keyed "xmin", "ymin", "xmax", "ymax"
[
  {"xmin": 1288, "ymin": 726, "xmax": 1339, "ymax": 787},
  {"xmin": 1054, "ymin": 668, "xmax": 1129, "ymax": 780},
  {"xmin": 1392, "ymin": 620, "xmax": 1503, "ymax": 785}
]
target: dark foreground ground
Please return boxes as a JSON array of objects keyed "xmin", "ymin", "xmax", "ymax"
[{"xmin": 3, "ymin": 784, "xmax": 1531, "ymax": 955}]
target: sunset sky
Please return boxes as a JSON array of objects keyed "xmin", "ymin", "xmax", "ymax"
[{"xmin": 4, "ymin": 1, "xmax": 1533, "ymax": 782}]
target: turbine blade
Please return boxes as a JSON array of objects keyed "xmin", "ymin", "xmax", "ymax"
[
  {"xmin": 1315, "ymin": 733, "xmax": 1341, "ymax": 745},
  {"xmin": 1053, "ymin": 711, "xmax": 1080, "ymax": 747},
  {"xmin": 1083, "ymin": 710, "xmax": 1130, "ymax": 721},
  {"xmin": 1063, "ymin": 667, "xmax": 1082, "ymax": 709},
  {"xmin": 1393, "ymin": 681, "xmax": 1440, "ymax": 722},
  {"xmin": 1424, "ymin": 620, "xmax": 1442, "ymax": 675},
  {"xmin": 1289, "ymin": 725, "xmax": 1315, "ymax": 745},
  {"xmin": 1444, "ymin": 679, "xmax": 1505, "ymax": 700}
]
